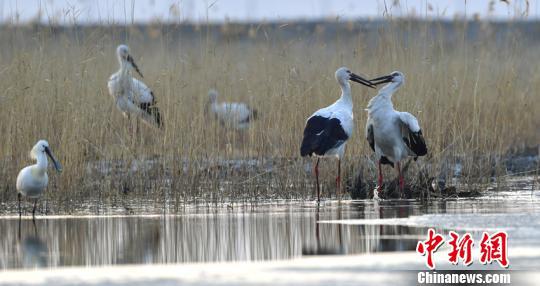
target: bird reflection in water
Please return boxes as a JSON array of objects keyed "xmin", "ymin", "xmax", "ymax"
[
  {"xmin": 302, "ymin": 205, "xmax": 345, "ymax": 256},
  {"xmin": 18, "ymin": 220, "xmax": 48, "ymax": 268}
]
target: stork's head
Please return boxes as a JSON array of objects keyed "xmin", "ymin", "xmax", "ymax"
[
  {"xmin": 208, "ymin": 89, "xmax": 219, "ymax": 103},
  {"xmin": 335, "ymin": 67, "xmax": 375, "ymax": 88},
  {"xmin": 370, "ymin": 71, "xmax": 405, "ymax": 87},
  {"xmin": 389, "ymin": 71, "xmax": 405, "ymax": 84},
  {"xmin": 116, "ymin": 44, "xmax": 144, "ymax": 78},
  {"xmin": 116, "ymin": 45, "xmax": 129, "ymax": 60},
  {"xmin": 31, "ymin": 140, "xmax": 62, "ymax": 172}
]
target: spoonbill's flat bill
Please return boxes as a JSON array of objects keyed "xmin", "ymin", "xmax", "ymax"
[
  {"xmin": 206, "ymin": 89, "xmax": 257, "ymax": 130},
  {"xmin": 108, "ymin": 44, "xmax": 163, "ymax": 129},
  {"xmin": 16, "ymin": 140, "xmax": 62, "ymax": 218},
  {"xmin": 300, "ymin": 67, "xmax": 375, "ymax": 201},
  {"xmin": 365, "ymin": 71, "xmax": 427, "ymax": 198}
]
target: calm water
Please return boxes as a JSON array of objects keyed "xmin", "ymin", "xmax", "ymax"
[{"xmin": 0, "ymin": 178, "xmax": 538, "ymax": 270}]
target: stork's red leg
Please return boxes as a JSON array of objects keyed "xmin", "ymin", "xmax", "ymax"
[
  {"xmin": 32, "ymin": 199, "xmax": 37, "ymax": 220},
  {"xmin": 376, "ymin": 159, "xmax": 383, "ymax": 193},
  {"xmin": 397, "ymin": 162, "xmax": 404, "ymax": 196},
  {"xmin": 314, "ymin": 158, "xmax": 321, "ymax": 202},
  {"xmin": 336, "ymin": 159, "xmax": 341, "ymax": 198}
]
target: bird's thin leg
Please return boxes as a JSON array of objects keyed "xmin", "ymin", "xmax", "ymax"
[
  {"xmin": 314, "ymin": 158, "xmax": 320, "ymax": 202},
  {"xmin": 32, "ymin": 199, "xmax": 37, "ymax": 220},
  {"xmin": 396, "ymin": 162, "xmax": 404, "ymax": 197},
  {"xmin": 127, "ymin": 114, "xmax": 136, "ymax": 146},
  {"xmin": 336, "ymin": 159, "xmax": 341, "ymax": 199},
  {"xmin": 315, "ymin": 205, "xmax": 320, "ymax": 250},
  {"xmin": 127, "ymin": 114, "xmax": 132, "ymax": 135},
  {"xmin": 377, "ymin": 160, "xmax": 383, "ymax": 193},
  {"xmin": 18, "ymin": 193, "xmax": 22, "ymax": 219},
  {"xmin": 18, "ymin": 216, "xmax": 21, "ymax": 241},
  {"xmin": 136, "ymin": 119, "xmax": 141, "ymax": 143}
]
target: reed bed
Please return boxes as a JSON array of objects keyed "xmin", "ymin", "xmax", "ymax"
[{"xmin": 0, "ymin": 20, "xmax": 538, "ymax": 213}]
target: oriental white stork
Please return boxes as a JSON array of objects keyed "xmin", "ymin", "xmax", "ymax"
[
  {"xmin": 108, "ymin": 45, "xmax": 163, "ymax": 129},
  {"xmin": 366, "ymin": 71, "xmax": 428, "ymax": 199},
  {"xmin": 300, "ymin": 67, "xmax": 375, "ymax": 201},
  {"xmin": 207, "ymin": 89, "xmax": 257, "ymax": 130}
]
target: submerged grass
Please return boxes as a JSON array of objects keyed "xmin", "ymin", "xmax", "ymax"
[{"xmin": 0, "ymin": 20, "xmax": 538, "ymax": 213}]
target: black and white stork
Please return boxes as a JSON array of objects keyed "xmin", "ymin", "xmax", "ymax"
[
  {"xmin": 300, "ymin": 67, "xmax": 375, "ymax": 201},
  {"xmin": 365, "ymin": 71, "xmax": 428, "ymax": 199}
]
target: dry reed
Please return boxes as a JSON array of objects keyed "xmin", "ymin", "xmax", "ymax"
[{"xmin": 0, "ymin": 19, "xmax": 538, "ymax": 213}]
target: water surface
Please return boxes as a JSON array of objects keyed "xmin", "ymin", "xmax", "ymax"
[{"xmin": 0, "ymin": 177, "xmax": 538, "ymax": 269}]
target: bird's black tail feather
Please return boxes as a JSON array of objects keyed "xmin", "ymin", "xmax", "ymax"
[
  {"xmin": 380, "ymin": 156, "xmax": 394, "ymax": 167},
  {"xmin": 250, "ymin": 108, "xmax": 258, "ymax": 121},
  {"xmin": 300, "ymin": 116, "xmax": 348, "ymax": 157},
  {"xmin": 139, "ymin": 102, "xmax": 163, "ymax": 128},
  {"xmin": 300, "ymin": 134, "xmax": 320, "ymax": 157}
]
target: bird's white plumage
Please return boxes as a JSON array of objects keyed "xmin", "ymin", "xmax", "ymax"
[
  {"xmin": 303, "ymin": 67, "xmax": 357, "ymax": 158},
  {"xmin": 398, "ymin": 111, "xmax": 421, "ymax": 132},
  {"xmin": 207, "ymin": 89, "xmax": 256, "ymax": 130},
  {"xmin": 108, "ymin": 76, "xmax": 153, "ymax": 113},
  {"xmin": 366, "ymin": 71, "xmax": 423, "ymax": 163},
  {"xmin": 108, "ymin": 45, "xmax": 161, "ymax": 127},
  {"xmin": 131, "ymin": 77, "xmax": 154, "ymax": 104},
  {"xmin": 306, "ymin": 105, "xmax": 352, "ymax": 158},
  {"xmin": 16, "ymin": 166, "xmax": 48, "ymax": 198},
  {"xmin": 16, "ymin": 140, "xmax": 57, "ymax": 199},
  {"xmin": 300, "ymin": 67, "xmax": 376, "ymax": 201},
  {"xmin": 308, "ymin": 99, "xmax": 354, "ymax": 138}
]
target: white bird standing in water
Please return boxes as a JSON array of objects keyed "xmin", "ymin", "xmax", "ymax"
[
  {"xmin": 365, "ymin": 71, "xmax": 427, "ymax": 198},
  {"xmin": 16, "ymin": 140, "xmax": 62, "ymax": 218},
  {"xmin": 206, "ymin": 89, "xmax": 257, "ymax": 130},
  {"xmin": 300, "ymin": 67, "xmax": 375, "ymax": 201},
  {"xmin": 108, "ymin": 44, "xmax": 163, "ymax": 129}
]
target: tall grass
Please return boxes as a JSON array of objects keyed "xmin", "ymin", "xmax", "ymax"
[{"xmin": 0, "ymin": 20, "xmax": 538, "ymax": 213}]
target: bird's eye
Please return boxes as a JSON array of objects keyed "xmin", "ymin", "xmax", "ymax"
[{"xmin": 347, "ymin": 70, "xmax": 351, "ymax": 73}]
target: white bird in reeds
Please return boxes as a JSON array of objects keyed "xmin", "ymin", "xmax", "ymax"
[
  {"xmin": 300, "ymin": 67, "xmax": 376, "ymax": 201},
  {"xmin": 206, "ymin": 89, "xmax": 258, "ymax": 130},
  {"xmin": 108, "ymin": 44, "xmax": 163, "ymax": 129},
  {"xmin": 365, "ymin": 71, "xmax": 428, "ymax": 198},
  {"xmin": 16, "ymin": 140, "xmax": 62, "ymax": 218}
]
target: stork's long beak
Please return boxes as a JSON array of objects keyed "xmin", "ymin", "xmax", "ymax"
[
  {"xmin": 349, "ymin": 72, "xmax": 376, "ymax": 88},
  {"xmin": 44, "ymin": 147, "xmax": 62, "ymax": 173},
  {"xmin": 127, "ymin": 55, "xmax": 144, "ymax": 78},
  {"xmin": 370, "ymin": 74, "xmax": 394, "ymax": 85}
]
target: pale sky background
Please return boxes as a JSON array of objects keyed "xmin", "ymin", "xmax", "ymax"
[{"xmin": 0, "ymin": 0, "xmax": 537, "ymax": 25}]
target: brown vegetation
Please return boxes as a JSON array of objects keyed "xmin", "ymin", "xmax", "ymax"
[{"xmin": 0, "ymin": 20, "xmax": 538, "ymax": 213}]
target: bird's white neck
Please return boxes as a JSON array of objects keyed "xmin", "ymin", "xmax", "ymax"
[
  {"xmin": 378, "ymin": 81, "xmax": 401, "ymax": 98},
  {"xmin": 116, "ymin": 59, "xmax": 133, "ymax": 91},
  {"xmin": 34, "ymin": 152, "xmax": 48, "ymax": 173},
  {"xmin": 338, "ymin": 81, "xmax": 353, "ymax": 109},
  {"xmin": 367, "ymin": 82, "xmax": 401, "ymax": 116},
  {"xmin": 118, "ymin": 57, "xmax": 130, "ymax": 75},
  {"xmin": 208, "ymin": 98, "xmax": 219, "ymax": 111}
]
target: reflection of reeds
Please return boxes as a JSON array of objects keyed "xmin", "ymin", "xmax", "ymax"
[
  {"xmin": 0, "ymin": 205, "xmax": 426, "ymax": 268},
  {"xmin": 0, "ymin": 20, "xmax": 538, "ymax": 212}
]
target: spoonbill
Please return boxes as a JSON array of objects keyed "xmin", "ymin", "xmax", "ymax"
[
  {"xmin": 206, "ymin": 89, "xmax": 258, "ymax": 130},
  {"xmin": 366, "ymin": 71, "xmax": 427, "ymax": 198},
  {"xmin": 108, "ymin": 44, "xmax": 163, "ymax": 129},
  {"xmin": 16, "ymin": 140, "xmax": 62, "ymax": 218},
  {"xmin": 300, "ymin": 67, "xmax": 375, "ymax": 201}
]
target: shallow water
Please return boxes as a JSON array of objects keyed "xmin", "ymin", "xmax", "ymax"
[{"xmin": 0, "ymin": 177, "xmax": 538, "ymax": 270}]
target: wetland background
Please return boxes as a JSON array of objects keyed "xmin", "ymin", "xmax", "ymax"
[{"xmin": 0, "ymin": 19, "xmax": 539, "ymax": 214}]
